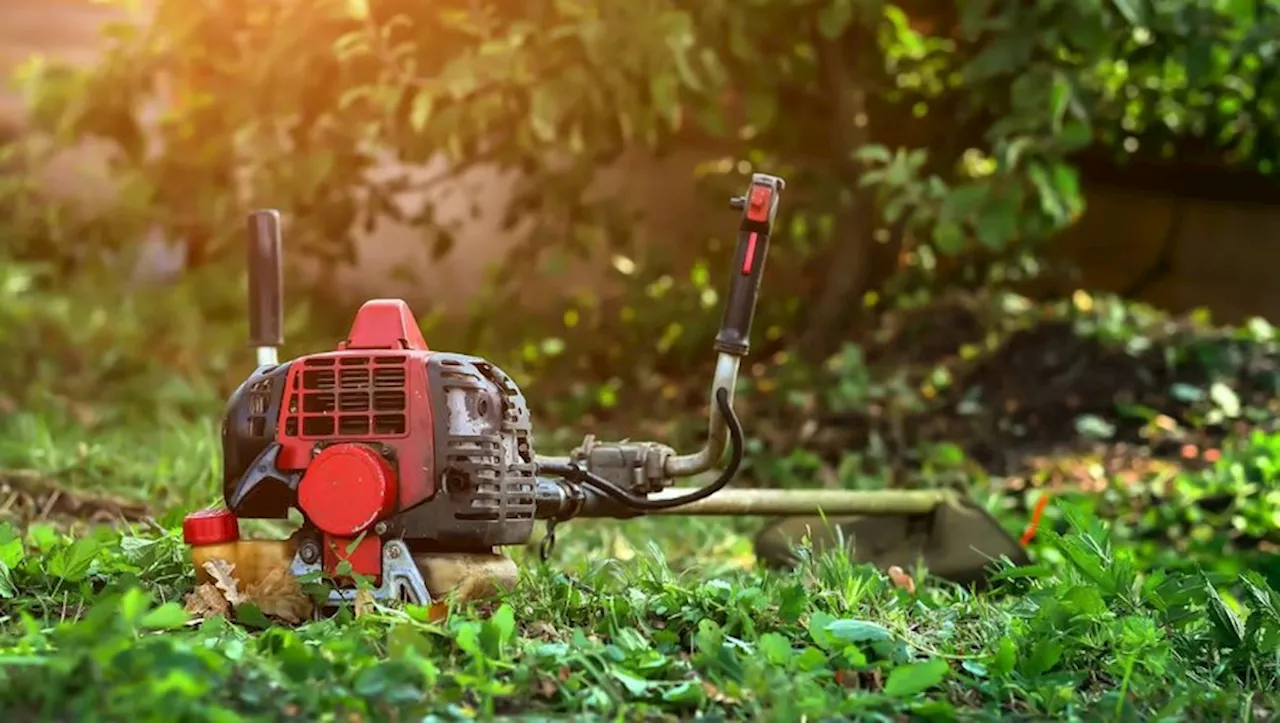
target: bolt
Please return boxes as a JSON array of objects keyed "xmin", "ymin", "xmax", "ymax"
[
  {"xmin": 374, "ymin": 522, "xmax": 389, "ymax": 535},
  {"xmin": 386, "ymin": 544, "xmax": 401, "ymax": 560},
  {"xmin": 299, "ymin": 540, "xmax": 320, "ymax": 564}
]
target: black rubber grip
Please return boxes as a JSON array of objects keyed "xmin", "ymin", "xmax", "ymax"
[
  {"xmin": 247, "ymin": 210, "xmax": 284, "ymax": 348},
  {"xmin": 714, "ymin": 174, "xmax": 785, "ymax": 357}
]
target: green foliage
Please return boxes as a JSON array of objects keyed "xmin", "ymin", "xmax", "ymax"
[
  {"xmin": 11, "ymin": 0, "xmax": 1278, "ymax": 379},
  {"xmin": 1177, "ymin": 431, "xmax": 1280, "ymax": 542},
  {"xmin": 0, "ymin": 513, "xmax": 1277, "ymax": 719},
  {"xmin": 1028, "ymin": 430, "xmax": 1280, "ymax": 588},
  {"xmin": 859, "ymin": 0, "xmax": 1280, "ymax": 289},
  {"xmin": 2, "ymin": 0, "xmax": 1277, "ymax": 423},
  {"xmin": 16, "ymin": 0, "xmax": 726, "ymax": 283}
]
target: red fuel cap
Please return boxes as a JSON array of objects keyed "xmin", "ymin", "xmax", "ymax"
[
  {"xmin": 183, "ymin": 508, "xmax": 240, "ymax": 546},
  {"xmin": 297, "ymin": 443, "xmax": 398, "ymax": 537}
]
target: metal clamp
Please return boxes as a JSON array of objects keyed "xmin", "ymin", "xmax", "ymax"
[
  {"xmin": 288, "ymin": 539, "xmax": 432, "ymax": 607},
  {"xmin": 570, "ymin": 436, "xmax": 675, "ymax": 495}
]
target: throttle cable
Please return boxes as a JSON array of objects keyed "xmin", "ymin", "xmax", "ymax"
[{"xmin": 540, "ymin": 386, "xmax": 743, "ymax": 512}]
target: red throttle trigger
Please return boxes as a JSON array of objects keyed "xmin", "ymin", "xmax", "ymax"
[
  {"xmin": 746, "ymin": 184, "xmax": 773, "ymax": 223},
  {"xmin": 740, "ymin": 184, "xmax": 774, "ymax": 275},
  {"xmin": 716, "ymin": 174, "xmax": 786, "ymax": 357}
]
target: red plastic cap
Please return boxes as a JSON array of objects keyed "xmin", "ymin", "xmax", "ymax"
[
  {"xmin": 183, "ymin": 508, "xmax": 240, "ymax": 546},
  {"xmin": 341, "ymin": 299, "xmax": 429, "ymax": 350},
  {"xmin": 297, "ymin": 443, "xmax": 398, "ymax": 537}
]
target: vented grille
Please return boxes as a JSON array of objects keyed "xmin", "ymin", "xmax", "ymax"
[
  {"xmin": 283, "ymin": 356, "xmax": 408, "ymax": 438},
  {"xmin": 245, "ymin": 379, "xmax": 272, "ymax": 437},
  {"xmin": 445, "ymin": 437, "xmax": 536, "ymax": 522}
]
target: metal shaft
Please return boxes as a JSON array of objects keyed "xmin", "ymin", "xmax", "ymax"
[
  {"xmin": 663, "ymin": 352, "xmax": 739, "ymax": 477},
  {"xmin": 256, "ymin": 346, "xmax": 279, "ymax": 367},
  {"xmin": 640, "ymin": 487, "xmax": 951, "ymax": 516}
]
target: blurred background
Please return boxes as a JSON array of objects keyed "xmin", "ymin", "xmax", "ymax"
[{"xmin": 2, "ymin": 0, "xmax": 1279, "ymax": 581}]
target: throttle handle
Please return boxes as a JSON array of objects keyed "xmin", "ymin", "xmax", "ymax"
[{"xmin": 714, "ymin": 173, "xmax": 785, "ymax": 357}]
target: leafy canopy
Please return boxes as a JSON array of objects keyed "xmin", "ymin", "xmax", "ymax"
[{"xmin": 3, "ymin": 0, "xmax": 1278, "ymax": 405}]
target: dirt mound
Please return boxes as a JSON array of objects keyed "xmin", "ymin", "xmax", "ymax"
[
  {"xmin": 814, "ymin": 294, "xmax": 1280, "ymax": 479},
  {"xmin": 939, "ymin": 320, "xmax": 1189, "ymax": 469}
]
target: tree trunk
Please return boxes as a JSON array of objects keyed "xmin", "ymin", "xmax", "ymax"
[{"xmin": 798, "ymin": 32, "xmax": 878, "ymax": 361}]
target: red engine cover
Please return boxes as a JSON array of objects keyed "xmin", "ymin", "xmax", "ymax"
[
  {"xmin": 272, "ymin": 299, "xmax": 439, "ymax": 513},
  {"xmin": 297, "ymin": 443, "xmax": 398, "ymax": 537}
]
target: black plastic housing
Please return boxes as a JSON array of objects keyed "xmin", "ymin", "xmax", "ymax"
[{"xmin": 221, "ymin": 361, "xmax": 293, "ymax": 518}]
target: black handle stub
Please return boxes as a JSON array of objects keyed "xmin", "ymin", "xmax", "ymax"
[
  {"xmin": 246, "ymin": 209, "xmax": 285, "ymax": 350},
  {"xmin": 714, "ymin": 173, "xmax": 785, "ymax": 357}
]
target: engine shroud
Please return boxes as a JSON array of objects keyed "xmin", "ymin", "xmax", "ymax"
[{"xmin": 220, "ymin": 301, "xmax": 537, "ymax": 551}]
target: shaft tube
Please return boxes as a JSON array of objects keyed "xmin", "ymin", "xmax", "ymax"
[
  {"xmin": 535, "ymin": 479, "xmax": 952, "ymax": 520},
  {"xmin": 638, "ymin": 487, "xmax": 950, "ymax": 516}
]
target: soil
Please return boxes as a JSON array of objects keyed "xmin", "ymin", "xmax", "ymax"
[
  {"xmin": 0, "ymin": 469, "xmax": 153, "ymax": 528},
  {"xmin": 809, "ymin": 291, "xmax": 1280, "ymax": 481}
]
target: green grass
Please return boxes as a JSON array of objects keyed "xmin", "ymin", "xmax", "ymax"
[
  {"xmin": 1, "ymin": 413, "xmax": 1279, "ymax": 721},
  {"xmin": 1, "ymin": 509, "xmax": 1278, "ymax": 720},
  {"xmin": 0, "ymin": 410, "xmax": 222, "ymax": 510}
]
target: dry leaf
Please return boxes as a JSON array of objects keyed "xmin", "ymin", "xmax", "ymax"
[
  {"xmin": 187, "ymin": 559, "xmax": 313, "ymax": 625},
  {"xmin": 244, "ymin": 567, "xmax": 314, "ymax": 624},
  {"xmin": 702, "ymin": 682, "xmax": 738, "ymax": 704},
  {"xmin": 184, "ymin": 582, "xmax": 231, "ymax": 619},
  {"xmin": 353, "ymin": 588, "xmax": 376, "ymax": 618},
  {"xmin": 204, "ymin": 559, "xmax": 248, "ymax": 606},
  {"xmin": 535, "ymin": 676, "xmax": 558, "ymax": 698},
  {"xmin": 887, "ymin": 565, "xmax": 916, "ymax": 595},
  {"xmin": 527, "ymin": 620, "xmax": 557, "ymax": 639}
]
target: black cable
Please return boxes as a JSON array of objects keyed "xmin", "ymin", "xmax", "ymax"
[{"xmin": 541, "ymin": 386, "xmax": 744, "ymax": 512}]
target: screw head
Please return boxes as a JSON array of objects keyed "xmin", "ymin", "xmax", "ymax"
[
  {"xmin": 386, "ymin": 544, "xmax": 401, "ymax": 559},
  {"xmin": 298, "ymin": 540, "xmax": 321, "ymax": 564}
]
